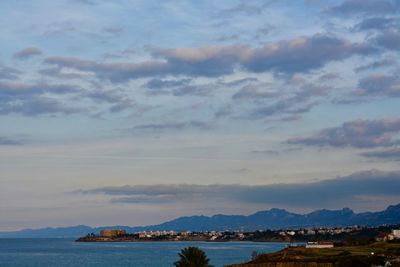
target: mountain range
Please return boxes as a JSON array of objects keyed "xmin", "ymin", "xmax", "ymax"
[{"xmin": 1, "ymin": 204, "xmax": 399, "ymax": 238}]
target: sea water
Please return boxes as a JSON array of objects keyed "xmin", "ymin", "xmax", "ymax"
[{"xmin": 0, "ymin": 239, "xmax": 289, "ymax": 267}]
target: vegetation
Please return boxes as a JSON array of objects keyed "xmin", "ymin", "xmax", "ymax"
[
  {"xmin": 229, "ymin": 242, "xmax": 400, "ymax": 267},
  {"xmin": 174, "ymin": 246, "xmax": 214, "ymax": 267}
]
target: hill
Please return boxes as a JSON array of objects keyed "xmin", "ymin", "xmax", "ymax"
[{"xmin": 228, "ymin": 242, "xmax": 400, "ymax": 267}]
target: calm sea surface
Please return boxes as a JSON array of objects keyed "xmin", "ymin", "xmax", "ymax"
[{"xmin": 0, "ymin": 239, "xmax": 289, "ymax": 267}]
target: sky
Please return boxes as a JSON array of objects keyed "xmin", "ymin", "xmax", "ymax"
[{"xmin": 1, "ymin": 0, "xmax": 400, "ymax": 231}]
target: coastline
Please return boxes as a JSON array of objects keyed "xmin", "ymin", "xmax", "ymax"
[{"xmin": 75, "ymin": 237, "xmax": 301, "ymax": 243}]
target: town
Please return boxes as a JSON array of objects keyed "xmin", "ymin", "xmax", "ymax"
[{"xmin": 77, "ymin": 225, "xmax": 400, "ymax": 246}]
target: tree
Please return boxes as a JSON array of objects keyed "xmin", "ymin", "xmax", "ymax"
[{"xmin": 174, "ymin": 246, "xmax": 214, "ymax": 267}]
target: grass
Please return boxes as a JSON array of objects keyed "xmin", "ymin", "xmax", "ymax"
[{"xmin": 228, "ymin": 242, "xmax": 400, "ymax": 267}]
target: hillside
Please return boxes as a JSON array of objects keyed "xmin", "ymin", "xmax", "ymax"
[{"xmin": 228, "ymin": 242, "xmax": 400, "ymax": 267}]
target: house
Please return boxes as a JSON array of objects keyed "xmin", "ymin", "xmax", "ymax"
[
  {"xmin": 392, "ymin": 229, "xmax": 400, "ymax": 239},
  {"xmin": 375, "ymin": 233, "xmax": 388, "ymax": 242},
  {"xmin": 287, "ymin": 231, "xmax": 296, "ymax": 236}
]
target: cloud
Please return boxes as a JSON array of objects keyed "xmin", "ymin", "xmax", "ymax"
[
  {"xmin": 144, "ymin": 79, "xmax": 215, "ymax": 97},
  {"xmin": 145, "ymin": 78, "xmax": 192, "ymax": 89},
  {"xmin": 172, "ymin": 85, "xmax": 213, "ymax": 97},
  {"xmin": 144, "ymin": 75, "xmax": 329, "ymax": 120},
  {"xmin": 360, "ymin": 148, "xmax": 400, "ymax": 161},
  {"xmin": 151, "ymin": 45, "xmax": 243, "ymax": 77},
  {"xmin": 279, "ymin": 115, "xmax": 303, "ymax": 122},
  {"xmin": 250, "ymin": 148, "xmax": 301, "ymax": 155},
  {"xmin": 73, "ymin": 0, "xmax": 96, "ymax": 5},
  {"xmin": 103, "ymin": 49, "xmax": 136, "ymax": 60},
  {"xmin": 81, "ymin": 169, "xmax": 400, "ymax": 208},
  {"xmin": 0, "ymin": 80, "xmax": 137, "ymax": 116},
  {"xmin": 327, "ymin": 0, "xmax": 400, "ymax": 16},
  {"xmin": 251, "ymin": 99, "xmax": 316, "ymax": 118},
  {"xmin": 145, "ymin": 81, "xmax": 214, "ymax": 97},
  {"xmin": 84, "ymin": 88, "xmax": 134, "ymax": 113},
  {"xmin": 43, "ymin": 47, "xmax": 240, "ymax": 82},
  {"xmin": 214, "ymin": 34, "xmax": 240, "ymax": 42},
  {"xmin": 256, "ymin": 25, "xmax": 275, "ymax": 36},
  {"xmin": 43, "ymin": 34, "xmax": 375, "ymax": 82},
  {"xmin": 218, "ymin": 3, "xmax": 268, "ymax": 16},
  {"xmin": 0, "ymin": 81, "xmax": 80, "ymax": 116},
  {"xmin": 287, "ymin": 118, "xmax": 400, "ymax": 148},
  {"xmin": 355, "ymin": 17, "xmax": 399, "ymax": 31},
  {"xmin": 373, "ymin": 29, "xmax": 400, "ymax": 50},
  {"xmin": 214, "ymin": 104, "xmax": 232, "ymax": 118},
  {"xmin": 355, "ymin": 73, "xmax": 400, "ymax": 97},
  {"xmin": 218, "ymin": 77, "xmax": 258, "ymax": 87},
  {"xmin": 42, "ymin": 22, "xmax": 77, "ymax": 36},
  {"xmin": 0, "ymin": 81, "xmax": 78, "ymax": 96},
  {"xmin": 0, "ymin": 96, "xmax": 81, "ymax": 116},
  {"xmin": 129, "ymin": 120, "xmax": 212, "ymax": 132},
  {"xmin": 0, "ymin": 81, "xmax": 78, "ymax": 103},
  {"xmin": 38, "ymin": 67, "xmax": 89, "ymax": 79},
  {"xmin": 249, "ymin": 150, "xmax": 280, "ymax": 155},
  {"xmin": 354, "ymin": 57, "xmax": 397, "ymax": 72},
  {"xmin": 241, "ymin": 34, "xmax": 374, "ymax": 75},
  {"xmin": 248, "ymin": 82, "xmax": 330, "ymax": 118},
  {"xmin": 318, "ymin": 72, "xmax": 340, "ymax": 82},
  {"xmin": 0, "ymin": 136, "xmax": 23, "ymax": 145},
  {"xmin": 102, "ymin": 26, "xmax": 123, "ymax": 35},
  {"xmin": 0, "ymin": 67, "xmax": 21, "ymax": 80},
  {"xmin": 13, "ymin": 47, "xmax": 42, "ymax": 59},
  {"xmin": 232, "ymin": 85, "xmax": 278, "ymax": 100}
]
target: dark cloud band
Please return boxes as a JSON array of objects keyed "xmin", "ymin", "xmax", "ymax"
[{"xmin": 81, "ymin": 170, "xmax": 400, "ymax": 208}]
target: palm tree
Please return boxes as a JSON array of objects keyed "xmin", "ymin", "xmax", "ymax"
[{"xmin": 174, "ymin": 246, "xmax": 214, "ymax": 267}]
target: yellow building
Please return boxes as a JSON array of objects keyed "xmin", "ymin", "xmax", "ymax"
[{"xmin": 100, "ymin": 229, "xmax": 127, "ymax": 237}]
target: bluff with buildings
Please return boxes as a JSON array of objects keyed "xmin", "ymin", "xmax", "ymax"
[{"xmin": 76, "ymin": 225, "xmax": 400, "ymax": 244}]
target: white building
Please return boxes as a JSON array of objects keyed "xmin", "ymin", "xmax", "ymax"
[{"xmin": 392, "ymin": 229, "xmax": 400, "ymax": 239}]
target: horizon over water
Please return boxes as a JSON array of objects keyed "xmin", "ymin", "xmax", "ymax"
[{"xmin": 0, "ymin": 239, "xmax": 289, "ymax": 267}]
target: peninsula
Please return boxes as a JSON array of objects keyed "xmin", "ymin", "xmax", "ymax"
[{"xmin": 76, "ymin": 225, "xmax": 400, "ymax": 243}]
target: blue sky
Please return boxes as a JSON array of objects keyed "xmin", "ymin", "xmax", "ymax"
[{"xmin": 1, "ymin": 0, "xmax": 400, "ymax": 230}]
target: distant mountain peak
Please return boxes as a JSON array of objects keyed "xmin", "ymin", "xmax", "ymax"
[{"xmin": 386, "ymin": 203, "xmax": 400, "ymax": 211}]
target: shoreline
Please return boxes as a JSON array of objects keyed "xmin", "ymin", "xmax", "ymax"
[{"xmin": 75, "ymin": 238, "xmax": 302, "ymax": 243}]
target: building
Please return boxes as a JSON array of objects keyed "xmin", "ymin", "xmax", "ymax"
[
  {"xmin": 100, "ymin": 229, "xmax": 127, "ymax": 237},
  {"xmin": 287, "ymin": 231, "xmax": 296, "ymax": 236},
  {"xmin": 393, "ymin": 229, "xmax": 400, "ymax": 239},
  {"xmin": 306, "ymin": 229, "xmax": 316, "ymax": 235},
  {"xmin": 375, "ymin": 233, "xmax": 389, "ymax": 242},
  {"xmin": 306, "ymin": 241, "xmax": 334, "ymax": 249}
]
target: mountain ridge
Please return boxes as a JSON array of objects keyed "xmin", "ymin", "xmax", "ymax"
[{"xmin": 1, "ymin": 204, "xmax": 399, "ymax": 238}]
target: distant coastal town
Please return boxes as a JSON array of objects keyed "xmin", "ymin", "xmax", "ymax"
[
  {"xmin": 77, "ymin": 224, "xmax": 400, "ymax": 244},
  {"xmin": 76, "ymin": 227, "xmax": 400, "ymax": 266}
]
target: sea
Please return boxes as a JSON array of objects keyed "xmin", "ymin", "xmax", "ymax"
[{"xmin": 0, "ymin": 239, "xmax": 290, "ymax": 267}]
